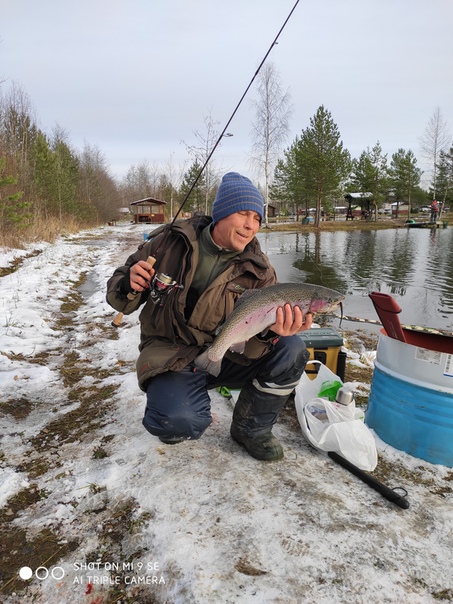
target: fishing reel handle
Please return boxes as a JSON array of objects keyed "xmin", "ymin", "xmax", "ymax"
[{"xmin": 112, "ymin": 256, "xmax": 155, "ymax": 327}]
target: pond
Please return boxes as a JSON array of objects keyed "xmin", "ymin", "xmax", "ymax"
[{"xmin": 257, "ymin": 226, "xmax": 453, "ymax": 335}]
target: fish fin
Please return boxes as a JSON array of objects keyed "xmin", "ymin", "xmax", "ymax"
[
  {"xmin": 194, "ymin": 349, "xmax": 222, "ymax": 377},
  {"xmin": 229, "ymin": 341, "xmax": 247, "ymax": 354},
  {"xmin": 234, "ymin": 288, "xmax": 260, "ymax": 308}
]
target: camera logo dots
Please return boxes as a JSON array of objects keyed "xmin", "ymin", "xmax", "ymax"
[
  {"xmin": 19, "ymin": 566, "xmax": 65, "ymax": 581},
  {"xmin": 19, "ymin": 567, "xmax": 33, "ymax": 580}
]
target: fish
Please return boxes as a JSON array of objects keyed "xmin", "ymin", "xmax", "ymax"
[{"xmin": 194, "ymin": 282, "xmax": 344, "ymax": 376}]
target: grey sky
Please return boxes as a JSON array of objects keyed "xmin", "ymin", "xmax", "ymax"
[{"xmin": 1, "ymin": 0, "xmax": 452, "ymax": 185}]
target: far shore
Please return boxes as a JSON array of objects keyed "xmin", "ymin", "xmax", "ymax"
[{"xmin": 261, "ymin": 212, "xmax": 451, "ymax": 233}]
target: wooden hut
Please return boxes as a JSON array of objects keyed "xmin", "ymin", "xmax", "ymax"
[
  {"xmin": 344, "ymin": 192, "xmax": 374, "ymax": 220},
  {"xmin": 130, "ymin": 198, "xmax": 166, "ymax": 223}
]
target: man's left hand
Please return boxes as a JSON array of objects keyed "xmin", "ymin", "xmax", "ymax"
[{"xmin": 270, "ymin": 304, "xmax": 313, "ymax": 336}]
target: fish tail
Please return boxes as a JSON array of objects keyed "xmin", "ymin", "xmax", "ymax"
[{"xmin": 194, "ymin": 349, "xmax": 222, "ymax": 377}]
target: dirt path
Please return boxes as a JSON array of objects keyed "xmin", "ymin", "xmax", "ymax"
[{"xmin": 1, "ymin": 224, "xmax": 453, "ymax": 604}]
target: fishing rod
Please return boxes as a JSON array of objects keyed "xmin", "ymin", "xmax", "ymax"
[
  {"xmin": 112, "ymin": 1, "xmax": 301, "ymax": 327},
  {"xmin": 171, "ymin": 0, "xmax": 301, "ymax": 224},
  {"xmin": 331, "ymin": 314, "xmax": 453, "ymax": 338}
]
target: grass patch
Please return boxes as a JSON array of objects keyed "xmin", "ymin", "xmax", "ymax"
[
  {"xmin": 0, "ymin": 350, "xmax": 55, "ymax": 366},
  {"xmin": 432, "ymin": 588, "xmax": 453, "ymax": 601},
  {"xmin": 15, "ymin": 456, "xmax": 58, "ymax": 479},
  {"xmin": 92, "ymin": 445, "xmax": 109, "ymax": 459},
  {"xmin": 83, "ymin": 499, "xmax": 156, "ymax": 604},
  {"xmin": 59, "ymin": 350, "xmax": 83, "ymax": 387},
  {"xmin": 0, "ymin": 484, "xmax": 49, "ymax": 524},
  {"xmin": 0, "ymin": 488, "xmax": 76, "ymax": 593},
  {"xmin": 0, "ymin": 397, "xmax": 34, "ymax": 419},
  {"xmin": 30, "ymin": 383, "xmax": 116, "ymax": 452},
  {"xmin": 59, "ymin": 273, "xmax": 87, "ymax": 314},
  {"xmin": 0, "ymin": 525, "xmax": 79, "ymax": 596},
  {"xmin": 59, "ymin": 347, "xmax": 123, "ymax": 388},
  {"xmin": 0, "ymin": 249, "xmax": 42, "ymax": 277}
]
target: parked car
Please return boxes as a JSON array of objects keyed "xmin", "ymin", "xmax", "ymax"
[{"xmin": 419, "ymin": 206, "xmax": 430, "ymax": 213}]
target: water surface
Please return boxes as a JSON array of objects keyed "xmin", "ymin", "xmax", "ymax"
[{"xmin": 257, "ymin": 227, "xmax": 453, "ymax": 334}]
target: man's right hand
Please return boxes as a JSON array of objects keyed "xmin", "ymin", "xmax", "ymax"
[{"xmin": 130, "ymin": 260, "xmax": 156, "ymax": 292}]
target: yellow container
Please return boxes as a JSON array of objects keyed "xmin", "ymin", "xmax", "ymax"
[{"xmin": 298, "ymin": 328, "xmax": 345, "ymax": 381}]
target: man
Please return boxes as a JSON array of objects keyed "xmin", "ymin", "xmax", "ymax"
[
  {"xmin": 430, "ymin": 199, "xmax": 439, "ymax": 223},
  {"xmin": 107, "ymin": 172, "xmax": 311, "ymax": 461}
]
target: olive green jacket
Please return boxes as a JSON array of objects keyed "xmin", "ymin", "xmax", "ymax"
[{"xmin": 106, "ymin": 217, "xmax": 277, "ymax": 390}]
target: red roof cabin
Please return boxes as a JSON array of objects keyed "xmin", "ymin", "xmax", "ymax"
[{"xmin": 130, "ymin": 197, "xmax": 166, "ymax": 223}]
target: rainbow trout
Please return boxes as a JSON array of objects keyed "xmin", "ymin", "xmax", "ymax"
[{"xmin": 195, "ymin": 282, "xmax": 344, "ymax": 376}]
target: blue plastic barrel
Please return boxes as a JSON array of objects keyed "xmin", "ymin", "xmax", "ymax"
[{"xmin": 366, "ymin": 333, "xmax": 453, "ymax": 467}]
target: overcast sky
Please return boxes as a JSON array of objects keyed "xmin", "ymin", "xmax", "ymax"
[{"xmin": 1, "ymin": 0, "xmax": 452, "ymax": 185}]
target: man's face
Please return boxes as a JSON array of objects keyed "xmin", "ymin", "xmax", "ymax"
[{"xmin": 211, "ymin": 211, "xmax": 261, "ymax": 251}]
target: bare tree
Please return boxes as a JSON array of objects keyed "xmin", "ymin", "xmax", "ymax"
[
  {"xmin": 250, "ymin": 62, "xmax": 292, "ymax": 225},
  {"xmin": 0, "ymin": 82, "xmax": 38, "ymax": 191},
  {"xmin": 164, "ymin": 152, "xmax": 187, "ymax": 220},
  {"xmin": 182, "ymin": 110, "xmax": 223, "ymax": 215},
  {"xmin": 419, "ymin": 106, "xmax": 451, "ymax": 200}
]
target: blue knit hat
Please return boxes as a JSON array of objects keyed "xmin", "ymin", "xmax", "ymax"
[{"xmin": 211, "ymin": 172, "xmax": 264, "ymax": 225}]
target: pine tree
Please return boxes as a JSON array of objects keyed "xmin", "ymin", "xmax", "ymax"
[
  {"xmin": 272, "ymin": 106, "xmax": 351, "ymax": 226},
  {"xmin": 0, "ymin": 156, "xmax": 30, "ymax": 229},
  {"xmin": 350, "ymin": 142, "xmax": 389, "ymax": 217},
  {"xmin": 389, "ymin": 149, "xmax": 421, "ymax": 217},
  {"xmin": 178, "ymin": 161, "xmax": 207, "ymax": 216}
]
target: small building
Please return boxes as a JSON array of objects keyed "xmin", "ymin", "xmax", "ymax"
[
  {"xmin": 130, "ymin": 197, "xmax": 166, "ymax": 223},
  {"xmin": 391, "ymin": 202, "xmax": 409, "ymax": 217},
  {"xmin": 344, "ymin": 192, "xmax": 374, "ymax": 220},
  {"xmin": 267, "ymin": 204, "xmax": 277, "ymax": 218}
]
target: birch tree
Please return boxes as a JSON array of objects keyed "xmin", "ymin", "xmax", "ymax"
[
  {"xmin": 419, "ymin": 106, "xmax": 451, "ymax": 200},
  {"xmin": 250, "ymin": 63, "xmax": 292, "ymax": 225},
  {"xmin": 183, "ymin": 111, "xmax": 222, "ymax": 215}
]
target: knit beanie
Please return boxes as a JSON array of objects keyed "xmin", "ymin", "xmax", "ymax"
[{"xmin": 211, "ymin": 172, "xmax": 264, "ymax": 225}]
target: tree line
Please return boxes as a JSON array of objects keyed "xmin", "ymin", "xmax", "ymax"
[
  {"xmin": 1, "ymin": 80, "xmax": 452, "ymax": 244},
  {"xmin": 0, "ymin": 83, "xmax": 220, "ymax": 245},
  {"xmin": 0, "ymin": 83, "xmax": 123, "ymax": 244},
  {"xmin": 272, "ymin": 105, "xmax": 453, "ymax": 227}
]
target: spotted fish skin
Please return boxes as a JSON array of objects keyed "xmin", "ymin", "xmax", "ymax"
[{"xmin": 194, "ymin": 282, "xmax": 344, "ymax": 376}]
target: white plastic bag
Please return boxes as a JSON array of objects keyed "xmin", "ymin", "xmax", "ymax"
[{"xmin": 295, "ymin": 360, "xmax": 377, "ymax": 471}]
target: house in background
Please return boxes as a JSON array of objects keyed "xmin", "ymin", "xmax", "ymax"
[
  {"xmin": 391, "ymin": 202, "xmax": 409, "ymax": 217},
  {"xmin": 267, "ymin": 204, "xmax": 277, "ymax": 218},
  {"xmin": 130, "ymin": 198, "xmax": 166, "ymax": 223}
]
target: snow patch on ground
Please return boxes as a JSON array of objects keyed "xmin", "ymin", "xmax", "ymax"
[{"xmin": 1, "ymin": 224, "xmax": 452, "ymax": 603}]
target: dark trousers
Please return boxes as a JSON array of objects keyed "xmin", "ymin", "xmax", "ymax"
[{"xmin": 142, "ymin": 335, "xmax": 309, "ymax": 441}]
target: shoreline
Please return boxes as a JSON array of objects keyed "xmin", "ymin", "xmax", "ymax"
[{"xmin": 261, "ymin": 213, "xmax": 451, "ymax": 233}]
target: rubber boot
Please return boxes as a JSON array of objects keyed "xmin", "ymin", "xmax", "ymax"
[{"xmin": 230, "ymin": 384, "xmax": 288, "ymax": 461}]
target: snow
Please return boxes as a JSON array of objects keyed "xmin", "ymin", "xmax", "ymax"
[{"xmin": 1, "ymin": 223, "xmax": 453, "ymax": 603}]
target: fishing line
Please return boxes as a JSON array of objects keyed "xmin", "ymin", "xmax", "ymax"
[
  {"xmin": 171, "ymin": 0, "xmax": 301, "ymax": 225},
  {"xmin": 123, "ymin": 1, "xmax": 301, "ymax": 322}
]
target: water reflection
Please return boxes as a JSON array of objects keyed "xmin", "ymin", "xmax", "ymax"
[{"xmin": 257, "ymin": 227, "xmax": 453, "ymax": 332}]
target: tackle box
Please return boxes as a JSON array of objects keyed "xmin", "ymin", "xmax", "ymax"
[{"xmin": 298, "ymin": 327, "xmax": 346, "ymax": 381}]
